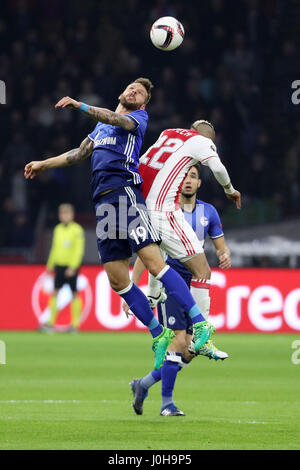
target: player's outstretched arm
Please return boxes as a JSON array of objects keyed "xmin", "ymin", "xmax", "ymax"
[
  {"xmin": 205, "ymin": 157, "xmax": 241, "ymax": 209},
  {"xmin": 24, "ymin": 137, "xmax": 93, "ymax": 179},
  {"xmin": 55, "ymin": 96, "xmax": 136, "ymax": 131}
]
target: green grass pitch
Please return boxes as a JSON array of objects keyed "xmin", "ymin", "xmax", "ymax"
[{"xmin": 0, "ymin": 331, "xmax": 299, "ymax": 450}]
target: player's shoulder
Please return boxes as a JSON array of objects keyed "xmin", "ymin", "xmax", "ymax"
[
  {"xmin": 126, "ymin": 109, "xmax": 148, "ymax": 133},
  {"xmin": 127, "ymin": 109, "xmax": 148, "ymax": 120},
  {"xmin": 93, "ymin": 121, "xmax": 104, "ymax": 130},
  {"xmin": 54, "ymin": 223, "xmax": 63, "ymax": 231},
  {"xmin": 190, "ymin": 134, "xmax": 216, "ymax": 149},
  {"xmin": 162, "ymin": 128, "xmax": 197, "ymax": 138},
  {"xmin": 71, "ymin": 221, "xmax": 84, "ymax": 232},
  {"xmin": 196, "ymin": 199, "xmax": 220, "ymax": 217}
]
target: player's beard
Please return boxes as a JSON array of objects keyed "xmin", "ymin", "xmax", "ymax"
[
  {"xmin": 119, "ymin": 94, "xmax": 141, "ymax": 111},
  {"xmin": 181, "ymin": 190, "xmax": 196, "ymax": 199}
]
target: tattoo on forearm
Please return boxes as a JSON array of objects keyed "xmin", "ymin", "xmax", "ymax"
[
  {"xmin": 65, "ymin": 138, "xmax": 93, "ymax": 165},
  {"xmin": 65, "ymin": 149, "xmax": 79, "ymax": 164},
  {"xmin": 87, "ymin": 107, "xmax": 135, "ymax": 130}
]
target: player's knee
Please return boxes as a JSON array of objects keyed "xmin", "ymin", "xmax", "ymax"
[
  {"xmin": 137, "ymin": 245, "xmax": 165, "ymax": 276},
  {"xmin": 147, "ymin": 264, "xmax": 162, "ymax": 277},
  {"xmin": 143, "ymin": 259, "xmax": 165, "ymax": 277},
  {"xmin": 193, "ymin": 264, "xmax": 211, "ymax": 279},
  {"xmin": 110, "ymin": 280, "xmax": 127, "ymax": 292},
  {"xmin": 172, "ymin": 331, "xmax": 187, "ymax": 353},
  {"xmin": 107, "ymin": 274, "xmax": 129, "ymax": 292}
]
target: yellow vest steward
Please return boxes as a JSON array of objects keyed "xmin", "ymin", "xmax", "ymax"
[{"xmin": 47, "ymin": 222, "xmax": 85, "ymax": 270}]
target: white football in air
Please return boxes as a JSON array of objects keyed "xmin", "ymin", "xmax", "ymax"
[{"xmin": 150, "ymin": 16, "xmax": 185, "ymax": 51}]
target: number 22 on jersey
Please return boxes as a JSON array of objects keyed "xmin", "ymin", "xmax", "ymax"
[{"xmin": 140, "ymin": 135, "xmax": 184, "ymax": 170}]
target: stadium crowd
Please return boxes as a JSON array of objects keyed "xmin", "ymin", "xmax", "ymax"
[{"xmin": 0, "ymin": 0, "xmax": 299, "ymax": 254}]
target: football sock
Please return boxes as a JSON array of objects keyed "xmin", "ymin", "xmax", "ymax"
[
  {"xmin": 71, "ymin": 296, "xmax": 82, "ymax": 328},
  {"xmin": 117, "ymin": 282, "xmax": 163, "ymax": 338},
  {"xmin": 161, "ymin": 356, "xmax": 181, "ymax": 409},
  {"xmin": 190, "ymin": 279, "xmax": 211, "ymax": 320},
  {"xmin": 140, "ymin": 370, "xmax": 161, "ymax": 390},
  {"xmin": 148, "ymin": 273, "xmax": 161, "ymax": 298},
  {"xmin": 156, "ymin": 266, "xmax": 206, "ymax": 323},
  {"xmin": 140, "ymin": 352, "xmax": 184, "ymax": 394},
  {"xmin": 48, "ymin": 296, "xmax": 57, "ymax": 325}
]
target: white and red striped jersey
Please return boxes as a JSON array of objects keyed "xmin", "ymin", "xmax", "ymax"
[{"xmin": 139, "ymin": 128, "xmax": 219, "ymax": 211}]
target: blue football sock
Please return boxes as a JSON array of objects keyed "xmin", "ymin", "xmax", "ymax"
[
  {"xmin": 161, "ymin": 359, "xmax": 180, "ymax": 409},
  {"xmin": 140, "ymin": 369, "xmax": 161, "ymax": 390},
  {"xmin": 118, "ymin": 282, "xmax": 163, "ymax": 337},
  {"xmin": 147, "ymin": 317, "xmax": 163, "ymax": 338},
  {"xmin": 151, "ymin": 369, "xmax": 162, "ymax": 382},
  {"xmin": 157, "ymin": 267, "xmax": 205, "ymax": 324}
]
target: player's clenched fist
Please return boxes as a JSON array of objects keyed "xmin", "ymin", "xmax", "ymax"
[
  {"xmin": 24, "ymin": 161, "xmax": 45, "ymax": 179},
  {"xmin": 55, "ymin": 96, "xmax": 81, "ymax": 109}
]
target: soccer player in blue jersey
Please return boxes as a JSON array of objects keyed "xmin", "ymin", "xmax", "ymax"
[
  {"xmin": 126, "ymin": 164, "xmax": 231, "ymax": 416},
  {"xmin": 24, "ymin": 78, "xmax": 215, "ymax": 370}
]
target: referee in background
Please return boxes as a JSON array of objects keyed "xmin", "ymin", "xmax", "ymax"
[{"xmin": 41, "ymin": 203, "xmax": 85, "ymax": 333}]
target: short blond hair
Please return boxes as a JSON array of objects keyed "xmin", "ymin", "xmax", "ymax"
[{"xmin": 191, "ymin": 119, "xmax": 215, "ymax": 141}]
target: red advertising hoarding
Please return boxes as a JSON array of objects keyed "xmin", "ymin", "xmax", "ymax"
[{"xmin": 0, "ymin": 266, "xmax": 300, "ymax": 332}]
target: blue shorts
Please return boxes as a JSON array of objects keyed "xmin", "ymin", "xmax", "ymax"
[
  {"xmin": 95, "ymin": 185, "xmax": 161, "ymax": 264},
  {"xmin": 157, "ymin": 275, "xmax": 193, "ymax": 334}
]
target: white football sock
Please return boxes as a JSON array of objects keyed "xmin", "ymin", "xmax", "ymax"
[
  {"xmin": 190, "ymin": 278, "xmax": 211, "ymax": 320},
  {"xmin": 148, "ymin": 272, "xmax": 162, "ymax": 299}
]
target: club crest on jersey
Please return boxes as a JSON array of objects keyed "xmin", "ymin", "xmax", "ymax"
[{"xmin": 200, "ymin": 216, "xmax": 209, "ymax": 227}]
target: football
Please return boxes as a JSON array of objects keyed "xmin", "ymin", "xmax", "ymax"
[{"xmin": 150, "ymin": 16, "xmax": 184, "ymax": 51}]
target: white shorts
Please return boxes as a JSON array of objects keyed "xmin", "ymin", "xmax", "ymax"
[{"xmin": 149, "ymin": 209, "xmax": 203, "ymax": 261}]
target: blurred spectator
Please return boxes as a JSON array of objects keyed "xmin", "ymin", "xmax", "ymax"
[
  {"xmin": 11, "ymin": 168, "xmax": 28, "ymax": 212},
  {"xmin": 223, "ymin": 32, "xmax": 254, "ymax": 84},
  {"xmin": 78, "ymin": 79, "xmax": 103, "ymax": 107},
  {"xmin": 0, "ymin": 198, "xmax": 17, "ymax": 246},
  {"xmin": 9, "ymin": 212, "xmax": 34, "ymax": 248}
]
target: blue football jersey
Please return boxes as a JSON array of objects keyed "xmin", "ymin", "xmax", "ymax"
[
  {"xmin": 167, "ymin": 199, "xmax": 224, "ymax": 280},
  {"xmin": 88, "ymin": 109, "xmax": 148, "ymax": 202}
]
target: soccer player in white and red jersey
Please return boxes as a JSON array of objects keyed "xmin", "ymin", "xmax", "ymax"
[{"xmin": 138, "ymin": 119, "xmax": 241, "ymax": 337}]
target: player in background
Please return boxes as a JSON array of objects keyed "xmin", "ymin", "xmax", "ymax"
[
  {"xmin": 125, "ymin": 165, "xmax": 231, "ymax": 416},
  {"xmin": 41, "ymin": 203, "xmax": 85, "ymax": 333},
  {"xmin": 24, "ymin": 79, "xmax": 215, "ymax": 370}
]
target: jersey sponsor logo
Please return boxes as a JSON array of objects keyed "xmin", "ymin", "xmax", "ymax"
[
  {"xmin": 32, "ymin": 272, "xmax": 93, "ymax": 329},
  {"xmin": 94, "ymin": 136, "xmax": 117, "ymax": 146}
]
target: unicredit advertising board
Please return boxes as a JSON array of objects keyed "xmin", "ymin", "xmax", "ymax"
[{"xmin": 0, "ymin": 266, "xmax": 300, "ymax": 332}]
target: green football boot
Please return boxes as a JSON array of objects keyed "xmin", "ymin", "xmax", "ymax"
[
  {"xmin": 193, "ymin": 321, "xmax": 215, "ymax": 352},
  {"xmin": 152, "ymin": 327, "xmax": 175, "ymax": 370}
]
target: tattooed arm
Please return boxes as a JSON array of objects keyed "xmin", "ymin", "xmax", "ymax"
[
  {"xmin": 24, "ymin": 137, "xmax": 93, "ymax": 179},
  {"xmin": 87, "ymin": 106, "xmax": 136, "ymax": 130},
  {"xmin": 55, "ymin": 96, "xmax": 136, "ymax": 131}
]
